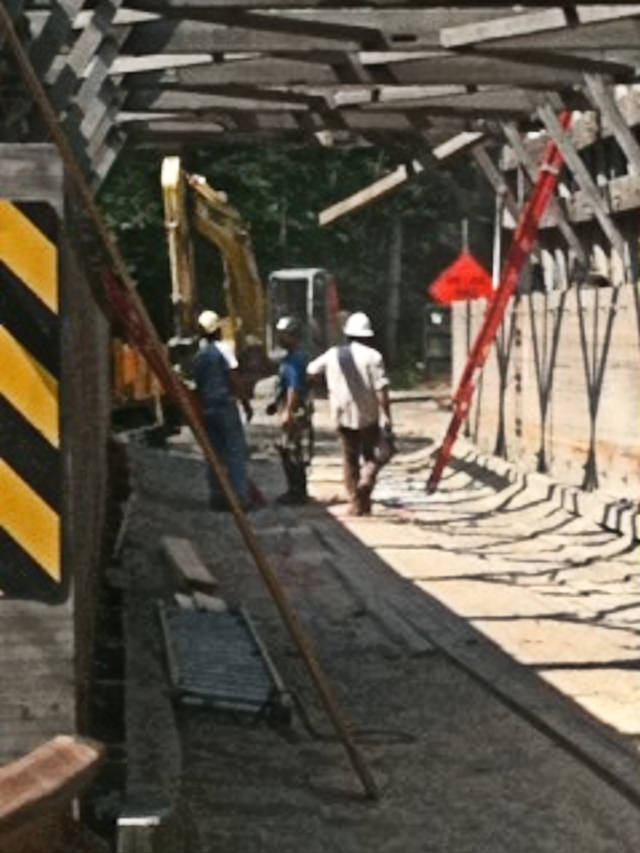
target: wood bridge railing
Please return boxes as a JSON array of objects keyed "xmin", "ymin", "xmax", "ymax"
[{"xmin": 0, "ymin": 735, "xmax": 105, "ymax": 853}]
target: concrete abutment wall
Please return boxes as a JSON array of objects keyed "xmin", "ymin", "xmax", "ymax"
[{"xmin": 0, "ymin": 144, "xmax": 111, "ymax": 760}]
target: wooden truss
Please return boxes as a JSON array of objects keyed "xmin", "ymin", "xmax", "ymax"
[{"xmin": 2, "ymin": 2, "xmax": 640, "ymax": 199}]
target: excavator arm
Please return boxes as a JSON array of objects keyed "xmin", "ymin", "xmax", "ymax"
[
  {"xmin": 188, "ymin": 173, "xmax": 266, "ymax": 354},
  {"xmin": 161, "ymin": 156, "xmax": 266, "ymax": 355},
  {"xmin": 161, "ymin": 156, "xmax": 197, "ymax": 338}
]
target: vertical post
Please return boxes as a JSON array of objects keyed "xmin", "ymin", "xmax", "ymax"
[{"xmin": 386, "ymin": 214, "xmax": 402, "ymax": 367}]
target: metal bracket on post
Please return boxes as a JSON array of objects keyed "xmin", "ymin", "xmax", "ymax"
[
  {"xmin": 583, "ymin": 74, "xmax": 640, "ymax": 176},
  {"xmin": 537, "ymin": 102, "xmax": 630, "ymax": 280}
]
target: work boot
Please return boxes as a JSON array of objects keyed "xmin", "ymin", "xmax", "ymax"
[
  {"xmin": 355, "ymin": 483, "xmax": 372, "ymax": 515},
  {"xmin": 275, "ymin": 490, "xmax": 307, "ymax": 506}
]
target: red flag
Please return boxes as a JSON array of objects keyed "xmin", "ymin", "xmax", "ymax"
[{"xmin": 428, "ymin": 252, "xmax": 493, "ymax": 304}]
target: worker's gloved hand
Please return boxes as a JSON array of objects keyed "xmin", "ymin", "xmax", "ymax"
[
  {"xmin": 265, "ymin": 401, "xmax": 277, "ymax": 416},
  {"xmin": 243, "ymin": 401, "xmax": 254, "ymax": 423}
]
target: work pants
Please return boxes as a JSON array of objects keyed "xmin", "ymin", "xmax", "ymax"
[
  {"xmin": 276, "ymin": 410, "xmax": 309, "ymax": 500},
  {"xmin": 338, "ymin": 423, "xmax": 380, "ymax": 514},
  {"xmin": 203, "ymin": 401, "xmax": 250, "ymax": 508}
]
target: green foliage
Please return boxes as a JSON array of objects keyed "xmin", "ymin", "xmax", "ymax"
[{"xmin": 99, "ymin": 141, "xmax": 492, "ymax": 365}]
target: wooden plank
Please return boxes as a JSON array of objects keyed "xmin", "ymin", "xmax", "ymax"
[
  {"xmin": 383, "ymin": 52, "xmax": 589, "ymax": 88},
  {"xmin": 110, "ymin": 51, "xmax": 215, "ymax": 74},
  {"xmin": 319, "ymin": 163, "xmax": 409, "ymax": 225},
  {"xmin": 583, "ymin": 73, "xmax": 640, "ymax": 175},
  {"xmin": 501, "ymin": 120, "xmax": 587, "ymax": 264},
  {"xmin": 502, "ymin": 171, "xmax": 640, "ymax": 229},
  {"xmin": 120, "ymin": 51, "xmax": 587, "ymax": 89},
  {"xmin": 125, "ymin": 88, "xmax": 309, "ymax": 111},
  {"xmin": 161, "ymin": 535, "xmax": 219, "ymax": 592},
  {"xmin": 432, "ymin": 130, "xmax": 483, "ymax": 161},
  {"xmin": 442, "ymin": 5, "xmax": 640, "ymax": 48},
  {"xmin": 0, "ymin": 736, "xmax": 104, "ymax": 836},
  {"xmin": 472, "ymin": 145, "xmax": 519, "ymax": 224},
  {"xmin": 96, "ymin": 0, "xmax": 551, "ymax": 8},
  {"xmin": 123, "ymin": 17, "xmax": 362, "ymax": 53},
  {"xmin": 48, "ymin": 0, "xmax": 125, "ymax": 108},
  {"xmin": 192, "ymin": 590, "xmax": 228, "ymax": 611},
  {"xmin": 0, "ymin": 144, "xmax": 64, "ymax": 216},
  {"xmin": 116, "ymin": 7, "xmax": 528, "ymax": 50},
  {"xmin": 503, "ymin": 87, "xmax": 640, "ymax": 170},
  {"xmin": 359, "ymin": 86, "xmax": 547, "ymax": 118},
  {"xmin": 577, "ymin": 4, "xmax": 640, "ymax": 25},
  {"xmin": 537, "ymin": 102, "xmax": 629, "ymax": 263},
  {"xmin": 441, "ymin": 8, "xmax": 568, "ymax": 49},
  {"xmin": 28, "ymin": 0, "xmax": 86, "ymax": 78}
]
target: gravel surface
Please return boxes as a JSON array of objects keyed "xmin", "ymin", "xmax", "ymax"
[{"xmin": 120, "ymin": 401, "xmax": 640, "ymax": 853}]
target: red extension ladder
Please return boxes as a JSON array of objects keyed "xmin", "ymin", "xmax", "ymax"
[{"xmin": 426, "ymin": 111, "xmax": 572, "ymax": 494}]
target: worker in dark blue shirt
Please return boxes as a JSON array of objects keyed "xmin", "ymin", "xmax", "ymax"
[
  {"xmin": 193, "ymin": 309, "xmax": 252, "ymax": 511},
  {"xmin": 267, "ymin": 316, "xmax": 311, "ymax": 504}
]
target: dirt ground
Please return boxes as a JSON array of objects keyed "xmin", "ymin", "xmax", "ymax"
[{"xmin": 121, "ymin": 393, "xmax": 640, "ymax": 852}]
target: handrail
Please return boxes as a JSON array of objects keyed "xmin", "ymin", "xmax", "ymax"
[{"xmin": 0, "ymin": 735, "xmax": 105, "ymax": 839}]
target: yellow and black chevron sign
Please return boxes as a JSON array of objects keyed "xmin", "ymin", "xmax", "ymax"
[{"xmin": 0, "ymin": 200, "xmax": 65, "ymax": 602}]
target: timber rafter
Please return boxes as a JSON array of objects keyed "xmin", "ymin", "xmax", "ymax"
[{"xmin": 2, "ymin": 2, "xmax": 640, "ymax": 191}]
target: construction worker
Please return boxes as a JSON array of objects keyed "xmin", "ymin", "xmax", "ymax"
[
  {"xmin": 307, "ymin": 311, "xmax": 392, "ymax": 516},
  {"xmin": 193, "ymin": 309, "xmax": 253, "ymax": 511},
  {"xmin": 267, "ymin": 316, "xmax": 311, "ymax": 505}
]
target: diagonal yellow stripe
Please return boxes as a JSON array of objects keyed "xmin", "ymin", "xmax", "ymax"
[
  {"xmin": 0, "ymin": 327, "xmax": 59, "ymax": 448},
  {"xmin": 0, "ymin": 460, "xmax": 60, "ymax": 581},
  {"xmin": 0, "ymin": 201, "xmax": 58, "ymax": 313}
]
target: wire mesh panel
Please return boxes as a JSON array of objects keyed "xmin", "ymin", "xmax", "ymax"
[{"xmin": 159, "ymin": 603, "xmax": 291, "ymax": 722}]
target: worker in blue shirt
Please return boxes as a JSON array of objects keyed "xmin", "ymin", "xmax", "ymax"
[
  {"xmin": 267, "ymin": 316, "xmax": 311, "ymax": 504},
  {"xmin": 193, "ymin": 309, "xmax": 253, "ymax": 511}
]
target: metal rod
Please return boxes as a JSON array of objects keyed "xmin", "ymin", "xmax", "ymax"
[{"xmin": 0, "ymin": 4, "xmax": 378, "ymax": 801}]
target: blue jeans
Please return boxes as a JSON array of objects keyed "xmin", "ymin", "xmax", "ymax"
[{"xmin": 203, "ymin": 401, "xmax": 249, "ymax": 506}]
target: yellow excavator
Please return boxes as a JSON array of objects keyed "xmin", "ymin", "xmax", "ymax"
[{"xmin": 112, "ymin": 156, "xmax": 340, "ymax": 418}]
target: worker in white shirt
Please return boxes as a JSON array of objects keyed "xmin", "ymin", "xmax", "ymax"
[{"xmin": 307, "ymin": 311, "xmax": 392, "ymax": 515}]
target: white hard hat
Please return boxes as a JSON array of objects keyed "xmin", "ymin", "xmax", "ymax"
[
  {"xmin": 343, "ymin": 311, "xmax": 374, "ymax": 338},
  {"xmin": 198, "ymin": 309, "xmax": 223, "ymax": 335},
  {"xmin": 276, "ymin": 316, "xmax": 301, "ymax": 334}
]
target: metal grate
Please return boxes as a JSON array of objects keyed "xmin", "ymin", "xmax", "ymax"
[{"xmin": 158, "ymin": 603, "xmax": 291, "ymax": 722}]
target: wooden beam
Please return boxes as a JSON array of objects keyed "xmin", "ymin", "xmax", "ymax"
[
  {"xmin": 441, "ymin": 8, "xmax": 568, "ymax": 49},
  {"xmin": 358, "ymin": 87, "xmax": 556, "ymax": 119},
  {"xmin": 441, "ymin": 5, "xmax": 640, "ymax": 49},
  {"xmin": 47, "ymin": 0, "xmax": 125, "ymax": 108},
  {"xmin": 381, "ymin": 52, "xmax": 590, "ymax": 88},
  {"xmin": 472, "ymin": 145, "xmax": 519, "ymax": 224},
  {"xmin": 432, "ymin": 130, "xmax": 483, "ymax": 161},
  {"xmin": 537, "ymin": 102, "xmax": 629, "ymax": 262},
  {"xmin": 125, "ymin": 87, "xmax": 309, "ymax": 111},
  {"xmin": 470, "ymin": 47, "xmax": 633, "ymax": 84},
  {"xmin": 113, "ymin": 0, "xmax": 569, "ymax": 9},
  {"xmin": 124, "ymin": 56, "xmax": 341, "ymax": 86},
  {"xmin": 28, "ymin": 0, "xmax": 86, "ymax": 78},
  {"xmin": 0, "ymin": 736, "xmax": 104, "ymax": 837},
  {"xmin": 578, "ymin": 4, "xmax": 640, "ymax": 25},
  {"xmin": 583, "ymin": 73, "xmax": 640, "ymax": 175},
  {"xmin": 503, "ymin": 88, "xmax": 640, "ymax": 170},
  {"xmin": 110, "ymin": 51, "xmax": 216, "ymax": 73},
  {"xmin": 319, "ymin": 162, "xmax": 421, "ymax": 225},
  {"xmin": 501, "ymin": 120, "xmax": 587, "ymax": 264}
]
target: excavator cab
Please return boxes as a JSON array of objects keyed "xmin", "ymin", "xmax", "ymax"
[{"xmin": 267, "ymin": 268, "xmax": 340, "ymax": 360}]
